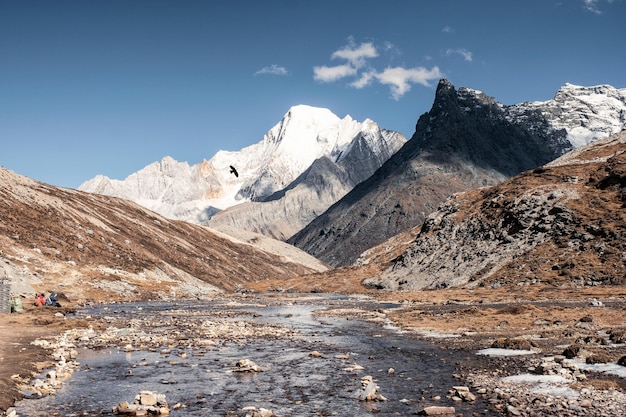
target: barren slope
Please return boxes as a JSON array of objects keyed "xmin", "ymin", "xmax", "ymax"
[{"xmin": 0, "ymin": 167, "xmax": 322, "ymax": 302}]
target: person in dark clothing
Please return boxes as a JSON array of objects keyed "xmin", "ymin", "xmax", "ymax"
[{"xmin": 45, "ymin": 291, "xmax": 61, "ymax": 307}]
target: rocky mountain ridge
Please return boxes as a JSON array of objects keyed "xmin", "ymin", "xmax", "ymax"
[
  {"xmin": 79, "ymin": 105, "xmax": 406, "ymax": 227},
  {"xmin": 289, "ymin": 80, "xmax": 626, "ymax": 267},
  {"xmin": 362, "ymin": 130, "xmax": 626, "ymax": 291}
]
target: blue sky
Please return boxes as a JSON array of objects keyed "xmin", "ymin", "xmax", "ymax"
[{"xmin": 1, "ymin": 0, "xmax": 624, "ymax": 188}]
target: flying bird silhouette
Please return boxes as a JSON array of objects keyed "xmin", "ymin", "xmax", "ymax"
[{"xmin": 229, "ymin": 165, "xmax": 239, "ymax": 177}]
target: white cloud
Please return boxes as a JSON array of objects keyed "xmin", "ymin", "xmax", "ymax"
[
  {"xmin": 374, "ymin": 66, "xmax": 442, "ymax": 100},
  {"xmin": 582, "ymin": 0, "xmax": 614, "ymax": 14},
  {"xmin": 350, "ymin": 71, "xmax": 377, "ymax": 89},
  {"xmin": 446, "ymin": 48, "xmax": 473, "ymax": 62},
  {"xmin": 313, "ymin": 38, "xmax": 442, "ymax": 100},
  {"xmin": 331, "ymin": 41, "xmax": 378, "ymax": 68},
  {"xmin": 583, "ymin": 0, "xmax": 602, "ymax": 13},
  {"xmin": 442, "ymin": 26, "xmax": 454, "ymax": 33},
  {"xmin": 313, "ymin": 64, "xmax": 358, "ymax": 82},
  {"xmin": 255, "ymin": 64, "xmax": 288, "ymax": 76}
]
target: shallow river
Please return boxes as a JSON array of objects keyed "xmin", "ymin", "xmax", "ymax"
[{"xmin": 16, "ymin": 294, "xmax": 496, "ymax": 416}]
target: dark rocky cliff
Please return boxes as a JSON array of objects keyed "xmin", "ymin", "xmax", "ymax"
[{"xmin": 289, "ymin": 79, "xmax": 572, "ymax": 267}]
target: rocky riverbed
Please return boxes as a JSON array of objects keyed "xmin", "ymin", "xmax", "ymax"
[{"xmin": 3, "ymin": 291, "xmax": 626, "ymax": 417}]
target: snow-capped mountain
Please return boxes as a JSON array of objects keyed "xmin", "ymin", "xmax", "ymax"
[
  {"xmin": 205, "ymin": 115, "xmax": 408, "ymax": 240},
  {"xmin": 508, "ymin": 83, "xmax": 626, "ymax": 147},
  {"xmin": 290, "ymin": 80, "xmax": 626, "ymax": 267},
  {"xmin": 79, "ymin": 105, "xmax": 406, "ymax": 224}
]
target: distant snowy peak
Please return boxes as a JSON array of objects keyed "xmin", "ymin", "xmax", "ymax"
[
  {"xmin": 510, "ymin": 83, "xmax": 626, "ymax": 147},
  {"xmin": 79, "ymin": 104, "xmax": 406, "ymax": 223},
  {"xmin": 265, "ymin": 104, "xmax": 360, "ymax": 158},
  {"xmin": 233, "ymin": 105, "xmax": 386, "ymax": 201}
]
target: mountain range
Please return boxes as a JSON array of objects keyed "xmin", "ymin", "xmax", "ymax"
[
  {"xmin": 2, "ymin": 79, "xmax": 625, "ymax": 302},
  {"xmin": 79, "ymin": 80, "xmax": 625, "ymax": 268},
  {"xmin": 289, "ymin": 80, "xmax": 626, "ymax": 266},
  {"xmin": 78, "ymin": 105, "xmax": 406, "ymax": 237},
  {"xmin": 361, "ymin": 130, "xmax": 626, "ymax": 291}
]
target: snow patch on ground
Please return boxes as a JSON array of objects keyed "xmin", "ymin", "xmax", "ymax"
[
  {"xmin": 501, "ymin": 374, "xmax": 580, "ymax": 398},
  {"xmin": 414, "ymin": 329, "xmax": 462, "ymax": 338},
  {"xmin": 568, "ymin": 359, "xmax": 626, "ymax": 379},
  {"xmin": 476, "ymin": 348, "xmax": 537, "ymax": 356}
]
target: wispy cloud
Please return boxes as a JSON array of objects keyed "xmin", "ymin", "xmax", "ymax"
[
  {"xmin": 331, "ymin": 41, "xmax": 378, "ymax": 68},
  {"xmin": 313, "ymin": 64, "xmax": 358, "ymax": 82},
  {"xmin": 446, "ymin": 48, "xmax": 473, "ymax": 62},
  {"xmin": 374, "ymin": 66, "xmax": 443, "ymax": 100},
  {"xmin": 582, "ymin": 0, "xmax": 614, "ymax": 14},
  {"xmin": 254, "ymin": 64, "xmax": 288, "ymax": 76},
  {"xmin": 441, "ymin": 26, "xmax": 454, "ymax": 33},
  {"xmin": 313, "ymin": 38, "xmax": 442, "ymax": 100},
  {"xmin": 350, "ymin": 70, "xmax": 377, "ymax": 89}
]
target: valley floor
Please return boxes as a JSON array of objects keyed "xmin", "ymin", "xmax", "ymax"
[{"xmin": 1, "ymin": 284, "xmax": 626, "ymax": 416}]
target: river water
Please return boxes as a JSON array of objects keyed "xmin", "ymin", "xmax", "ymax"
[{"xmin": 15, "ymin": 294, "xmax": 496, "ymax": 416}]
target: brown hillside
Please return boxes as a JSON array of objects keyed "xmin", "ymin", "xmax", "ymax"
[{"xmin": 0, "ymin": 167, "xmax": 322, "ymax": 302}]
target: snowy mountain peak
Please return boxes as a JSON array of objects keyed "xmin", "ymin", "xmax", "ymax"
[
  {"xmin": 512, "ymin": 83, "xmax": 626, "ymax": 147},
  {"xmin": 284, "ymin": 104, "xmax": 340, "ymax": 121},
  {"xmin": 79, "ymin": 105, "xmax": 407, "ymax": 223}
]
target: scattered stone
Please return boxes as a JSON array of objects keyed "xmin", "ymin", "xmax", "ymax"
[
  {"xmin": 532, "ymin": 318, "xmax": 552, "ymax": 326},
  {"xmin": 234, "ymin": 358, "xmax": 262, "ymax": 372},
  {"xmin": 491, "ymin": 337, "xmax": 534, "ymax": 350},
  {"xmin": 589, "ymin": 298, "xmax": 603, "ymax": 307},
  {"xmin": 355, "ymin": 375, "xmax": 387, "ymax": 401},
  {"xmin": 617, "ymin": 355, "xmax": 626, "ymax": 367},
  {"xmin": 562, "ymin": 344, "xmax": 582, "ymax": 359},
  {"xmin": 309, "ymin": 350, "xmax": 322, "ymax": 358},
  {"xmin": 609, "ymin": 329, "xmax": 626, "ymax": 344},
  {"xmin": 577, "ymin": 335, "xmax": 608, "ymax": 345},
  {"xmin": 507, "ymin": 405, "xmax": 522, "ymax": 416},
  {"xmin": 418, "ymin": 405, "xmax": 456, "ymax": 415},
  {"xmin": 452, "ymin": 386, "xmax": 476, "ymax": 402},
  {"xmin": 586, "ymin": 352, "xmax": 612, "ymax": 364},
  {"xmin": 113, "ymin": 391, "xmax": 169, "ymax": 415},
  {"xmin": 139, "ymin": 392, "xmax": 157, "ymax": 406},
  {"xmin": 343, "ymin": 363, "xmax": 365, "ymax": 372},
  {"xmin": 243, "ymin": 407, "xmax": 276, "ymax": 417},
  {"xmin": 580, "ymin": 399, "xmax": 593, "ymax": 408}
]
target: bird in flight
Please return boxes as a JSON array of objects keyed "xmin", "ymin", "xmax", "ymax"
[{"xmin": 229, "ymin": 165, "xmax": 239, "ymax": 177}]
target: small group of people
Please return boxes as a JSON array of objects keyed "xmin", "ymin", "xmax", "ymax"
[{"xmin": 33, "ymin": 291, "xmax": 61, "ymax": 307}]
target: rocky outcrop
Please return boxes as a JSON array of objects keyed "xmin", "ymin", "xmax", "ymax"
[{"xmin": 364, "ymin": 130, "xmax": 626, "ymax": 290}]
